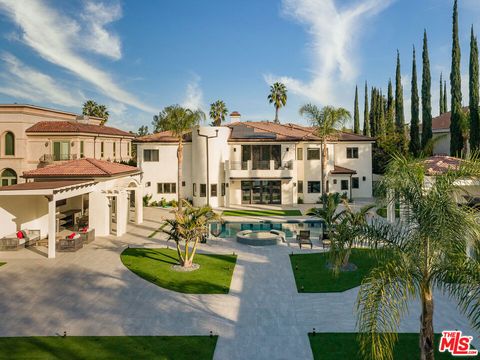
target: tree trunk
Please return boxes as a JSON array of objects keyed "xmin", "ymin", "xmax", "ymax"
[
  {"xmin": 419, "ymin": 286, "xmax": 435, "ymax": 360},
  {"xmin": 274, "ymin": 106, "xmax": 279, "ymax": 124},
  {"xmin": 177, "ymin": 140, "xmax": 183, "ymax": 212},
  {"xmin": 321, "ymin": 140, "xmax": 328, "ymax": 195},
  {"xmin": 342, "ymin": 248, "xmax": 351, "ymax": 268}
]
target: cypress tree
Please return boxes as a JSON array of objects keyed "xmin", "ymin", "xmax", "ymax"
[
  {"xmin": 363, "ymin": 81, "xmax": 370, "ymax": 136},
  {"xmin": 469, "ymin": 26, "xmax": 480, "ymax": 151},
  {"xmin": 440, "ymin": 73, "xmax": 444, "ymax": 114},
  {"xmin": 410, "ymin": 47, "xmax": 421, "ymax": 156},
  {"xmin": 370, "ymin": 87, "xmax": 377, "ymax": 137},
  {"xmin": 450, "ymin": 0, "xmax": 463, "ymax": 156},
  {"xmin": 444, "ymin": 81, "xmax": 448, "ymax": 113},
  {"xmin": 378, "ymin": 91, "xmax": 386, "ymax": 142},
  {"xmin": 354, "ymin": 85, "xmax": 360, "ymax": 134},
  {"xmin": 421, "ymin": 30, "xmax": 433, "ymax": 151},
  {"xmin": 387, "ymin": 79, "xmax": 395, "ymax": 135},
  {"xmin": 395, "ymin": 50, "xmax": 407, "ymax": 152}
]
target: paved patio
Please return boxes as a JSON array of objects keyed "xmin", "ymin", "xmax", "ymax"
[{"xmin": 0, "ymin": 206, "xmax": 477, "ymax": 360}]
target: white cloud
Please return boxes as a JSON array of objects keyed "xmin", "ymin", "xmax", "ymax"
[
  {"xmin": 182, "ymin": 74, "xmax": 204, "ymax": 111},
  {"xmin": 0, "ymin": 0, "xmax": 156, "ymax": 113},
  {"xmin": 0, "ymin": 52, "xmax": 83, "ymax": 107},
  {"xmin": 266, "ymin": 0, "xmax": 395, "ymax": 107}
]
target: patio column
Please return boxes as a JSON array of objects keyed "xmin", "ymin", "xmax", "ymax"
[
  {"xmin": 135, "ymin": 189, "xmax": 143, "ymax": 224},
  {"xmin": 47, "ymin": 197, "xmax": 56, "ymax": 259}
]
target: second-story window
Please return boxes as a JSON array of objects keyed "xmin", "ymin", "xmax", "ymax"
[
  {"xmin": 298, "ymin": 180, "xmax": 303, "ymax": 193},
  {"xmin": 143, "ymin": 149, "xmax": 159, "ymax": 162},
  {"xmin": 4, "ymin": 131, "xmax": 14, "ymax": 156},
  {"xmin": 127, "ymin": 142, "xmax": 130, "ymax": 156},
  {"xmin": 53, "ymin": 141, "xmax": 70, "ymax": 161},
  {"xmin": 346, "ymin": 147, "xmax": 359, "ymax": 159},
  {"xmin": 297, "ymin": 147, "xmax": 303, "ymax": 160},
  {"xmin": 307, "ymin": 148, "xmax": 320, "ymax": 160},
  {"xmin": 113, "ymin": 142, "xmax": 116, "ymax": 158},
  {"xmin": 80, "ymin": 141, "xmax": 84, "ymax": 158},
  {"xmin": 101, "ymin": 142, "xmax": 104, "ymax": 158}
]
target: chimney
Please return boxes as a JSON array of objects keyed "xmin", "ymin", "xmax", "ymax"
[{"xmin": 230, "ymin": 111, "xmax": 241, "ymax": 123}]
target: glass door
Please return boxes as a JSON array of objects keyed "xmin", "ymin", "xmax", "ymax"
[
  {"xmin": 241, "ymin": 181, "xmax": 251, "ymax": 204},
  {"xmin": 252, "ymin": 181, "xmax": 262, "ymax": 203}
]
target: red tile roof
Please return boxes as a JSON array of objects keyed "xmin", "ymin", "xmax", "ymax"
[
  {"xmin": 0, "ymin": 180, "xmax": 93, "ymax": 192},
  {"xmin": 431, "ymin": 108, "xmax": 469, "ymax": 131},
  {"xmin": 331, "ymin": 165, "xmax": 357, "ymax": 175},
  {"xmin": 134, "ymin": 130, "xmax": 192, "ymax": 143},
  {"xmin": 26, "ymin": 121, "xmax": 134, "ymax": 137},
  {"xmin": 23, "ymin": 158, "xmax": 140, "ymax": 178},
  {"xmin": 424, "ymin": 155, "xmax": 461, "ymax": 175}
]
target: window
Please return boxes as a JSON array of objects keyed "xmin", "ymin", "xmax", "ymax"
[
  {"xmin": 80, "ymin": 141, "xmax": 84, "ymax": 158},
  {"xmin": 157, "ymin": 182, "xmax": 176, "ymax": 194},
  {"xmin": 143, "ymin": 149, "xmax": 159, "ymax": 162},
  {"xmin": 221, "ymin": 183, "xmax": 226, "ymax": 196},
  {"xmin": 307, "ymin": 148, "xmax": 320, "ymax": 160},
  {"xmin": 193, "ymin": 183, "xmax": 197, "ymax": 196},
  {"xmin": 346, "ymin": 147, "xmax": 359, "ymax": 159},
  {"xmin": 113, "ymin": 142, "xmax": 116, "ymax": 158},
  {"xmin": 5, "ymin": 132, "xmax": 14, "ymax": 156},
  {"xmin": 145, "ymin": 181, "xmax": 151, "ymax": 187},
  {"xmin": 127, "ymin": 142, "xmax": 130, "ymax": 156},
  {"xmin": 53, "ymin": 141, "xmax": 70, "ymax": 161},
  {"xmin": 211, "ymin": 184, "xmax": 217, "ymax": 197},
  {"xmin": 0, "ymin": 168, "xmax": 17, "ymax": 186},
  {"xmin": 341, "ymin": 180, "xmax": 349, "ymax": 190},
  {"xmin": 298, "ymin": 180, "xmax": 303, "ymax": 193},
  {"xmin": 307, "ymin": 181, "xmax": 321, "ymax": 193},
  {"xmin": 352, "ymin": 177, "xmax": 359, "ymax": 189},
  {"xmin": 100, "ymin": 142, "xmax": 104, "ymax": 158},
  {"xmin": 200, "ymin": 184, "xmax": 206, "ymax": 197},
  {"xmin": 297, "ymin": 147, "xmax": 303, "ymax": 160}
]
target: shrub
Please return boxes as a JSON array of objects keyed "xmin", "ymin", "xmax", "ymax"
[
  {"xmin": 170, "ymin": 199, "xmax": 178, "ymax": 208},
  {"xmin": 160, "ymin": 198, "xmax": 168, "ymax": 207},
  {"xmin": 297, "ymin": 197, "xmax": 304, "ymax": 204},
  {"xmin": 143, "ymin": 194, "xmax": 152, "ymax": 207}
]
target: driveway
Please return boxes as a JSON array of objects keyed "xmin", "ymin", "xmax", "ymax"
[{"xmin": 0, "ymin": 207, "xmax": 477, "ymax": 360}]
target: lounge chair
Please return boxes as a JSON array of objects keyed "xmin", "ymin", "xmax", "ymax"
[
  {"xmin": 297, "ymin": 230, "xmax": 312, "ymax": 249},
  {"xmin": 57, "ymin": 233, "xmax": 83, "ymax": 252},
  {"xmin": 0, "ymin": 229, "xmax": 40, "ymax": 251}
]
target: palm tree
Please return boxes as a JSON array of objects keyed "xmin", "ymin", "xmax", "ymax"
[
  {"xmin": 153, "ymin": 105, "xmax": 205, "ymax": 211},
  {"xmin": 159, "ymin": 201, "xmax": 220, "ymax": 268},
  {"xmin": 299, "ymin": 104, "xmax": 351, "ymax": 195},
  {"xmin": 268, "ymin": 82, "xmax": 287, "ymax": 124},
  {"xmin": 307, "ymin": 192, "xmax": 343, "ymax": 241},
  {"xmin": 356, "ymin": 154, "xmax": 480, "ymax": 360},
  {"xmin": 82, "ymin": 100, "xmax": 109, "ymax": 125},
  {"xmin": 209, "ymin": 100, "xmax": 228, "ymax": 126}
]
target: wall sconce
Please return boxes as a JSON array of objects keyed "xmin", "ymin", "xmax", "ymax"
[
  {"xmin": 286, "ymin": 147, "xmax": 289, "ymax": 151},
  {"xmin": 71, "ymin": 142, "xmax": 74, "ymax": 147},
  {"xmin": 293, "ymin": 182, "xmax": 296, "ymax": 187},
  {"xmin": 233, "ymin": 148, "xmax": 236, "ymax": 152},
  {"xmin": 362, "ymin": 176, "xmax": 366, "ymax": 181},
  {"xmin": 44, "ymin": 141, "xmax": 49, "ymax": 147}
]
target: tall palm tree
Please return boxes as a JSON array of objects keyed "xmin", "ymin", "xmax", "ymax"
[
  {"xmin": 160, "ymin": 200, "xmax": 220, "ymax": 268},
  {"xmin": 356, "ymin": 154, "xmax": 480, "ymax": 360},
  {"xmin": 209, "ymin": 100, "xmax": 228, "ymax": 126},
  {"xmin": 299, "ymin": 104, "xmax": 351, "ymax": 195},
  {"xmin": 268, "ymin": 82, "xmax": 287, "ymax": 124},
  {"xmin": 153, "ymin": 105, "xmax": 205, "ymax": 211},
  {"xmin": 82, "ymin": 100, "xmax": 109, "ymax": 125}
]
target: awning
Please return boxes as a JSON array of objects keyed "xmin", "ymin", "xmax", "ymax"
[{"xmin": 330, "ymin": 165, "xmax": 356, "ymax": 175}]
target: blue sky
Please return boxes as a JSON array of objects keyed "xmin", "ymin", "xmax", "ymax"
[{"xmin": 0, "ymin": 0, "xmax": 479, "ymax": 132}]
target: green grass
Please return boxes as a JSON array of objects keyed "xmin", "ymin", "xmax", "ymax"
[
  {"xmin": 0, "ymin": 262, "xmax": 5, "ymax": 267},
  {"xmin": 222, "ymin": 209, "xmax": 302, "ymax": 217},
  {"xmin": 0, "ymin": 336, "xmax": 217, "ymax": 360},
  {"xmin": 308, "ymin": 333, "xmax": 474, "ymax": 359},
  {"xmin": 121, "ymin": 248, "xmax": 237, "ymax": 294},
  {"xmin": 290, "ymin": 249, "xmax": 379, "ymax": 292}
]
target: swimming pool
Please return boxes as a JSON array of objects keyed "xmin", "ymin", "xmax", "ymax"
[{"xmin": 209, "ymin": 220, "xmax": 324, "ymax": 239}]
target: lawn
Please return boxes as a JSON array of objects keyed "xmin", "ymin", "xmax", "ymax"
[
  {"xmin": 290, "ymin": 249, "xmax": 379, "ymax": 292},
  {"xmin": 308, "ymin": 333, "xmax": 474, "ymax": 359},
  {"xmin": 0, "ymin": 262, "xmax": 5, "ymax": 267},
  {"xmin": 0, "ymin": 336, "xmax": 217, "ymax": 360},
  {"xmin": 121, "ymin": 248, "xmax": 237, "ymax": 294},
  {"xmin": 222, "ymin": 209, "xmax": 302, "ymax": 217}
]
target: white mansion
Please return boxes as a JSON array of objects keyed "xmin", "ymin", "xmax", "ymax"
[{"xmin": 136, "ymin": 112, "xmax": 374, "ymax": 207}]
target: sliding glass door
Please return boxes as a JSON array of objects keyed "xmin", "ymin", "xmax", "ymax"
[{"xmin": 241, "ymin": 180, "xmax": 282, "ymax": 204}]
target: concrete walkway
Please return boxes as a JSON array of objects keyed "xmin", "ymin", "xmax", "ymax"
[{"xmin": 0, "ymin": 206, "xmax": 477, "ymax": 360}]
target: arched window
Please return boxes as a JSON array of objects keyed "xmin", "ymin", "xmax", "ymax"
[
  {"xmin": 5, "ymin": 132, "xmax": 14, "ymax": 156},
  {"xmin": 0, "ymin": 168, "xmax": 17, "ymax": 186}
]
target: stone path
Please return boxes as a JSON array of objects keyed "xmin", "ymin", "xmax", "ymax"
[{"xmin": 0, "ymin": 207, "xmax": 477, "ymax": 360}]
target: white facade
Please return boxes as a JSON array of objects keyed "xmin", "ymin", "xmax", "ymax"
[{"xmin": 136, "ymin": 122, "xmax": 374, "ymax": 207}]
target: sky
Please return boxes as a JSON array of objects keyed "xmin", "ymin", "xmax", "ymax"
[{"xmin": 0, "ymin": 0, "xmax": 479, "ymax": 132}]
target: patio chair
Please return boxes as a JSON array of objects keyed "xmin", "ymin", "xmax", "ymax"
[
  {"xmin": 297, "ymin": 230, "xmax": 312, "ymax": 249},
  {"xmin": 57, "ymin": 233, "xmax": 83, "ymax": 252},
  {"xmin": 0, "ymin": 229, "xmax": 40, "ymax": 251}
]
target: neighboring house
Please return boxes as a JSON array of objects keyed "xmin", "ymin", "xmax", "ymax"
[
  {"xmin": 0, "ymin": 104, "xmax": 143, "ymax": 259},
  {"xmin": 135, "ymin": 113, "xmax": 374, "ymax": 207},
  {"xmin": 0, "ymin": 104, "xmax": 135, "ymax": 187},
  {"xmin": 426, "ymin": 108, "xmax": 468, "ymax": 155}
]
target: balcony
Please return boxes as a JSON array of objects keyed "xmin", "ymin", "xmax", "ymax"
[
  {"xmin": 226, "ymin": 159, "xmax": 295, "ymax": 180},
  {"xmin": 40, "ymin": 153, "xmax": 78, "ymax": 165}
]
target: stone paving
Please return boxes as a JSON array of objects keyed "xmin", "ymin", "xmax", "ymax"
[{"xmin": 0, "ymin": 206, "xmax": 477, "ymax": 360}]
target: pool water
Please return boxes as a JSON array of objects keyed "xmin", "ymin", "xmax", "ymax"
[{"xmin": 209, "ymin": 220, "xmax": 323, "ymax": 239}]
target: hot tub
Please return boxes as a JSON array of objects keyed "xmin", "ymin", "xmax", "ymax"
[{"xmin": 236, "ymin": 230, "xmax": 285, "ymax": 246}]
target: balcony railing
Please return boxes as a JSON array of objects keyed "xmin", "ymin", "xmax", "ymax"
[
  {"xmin": 229, "ymin": 159, "xmax": 293, "ymax": 171},
  {"xmin": 40, "ymin": 153, "xmax": 78, "ymax": 163}
]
